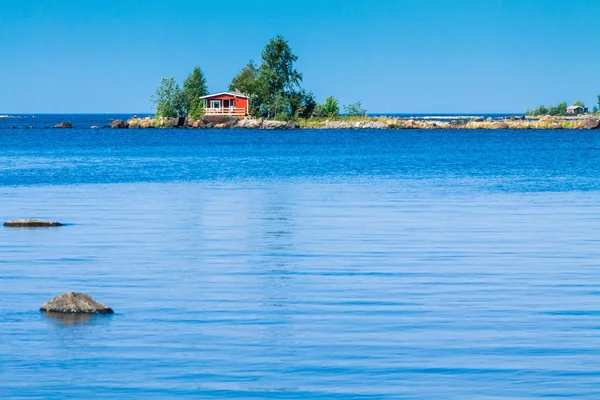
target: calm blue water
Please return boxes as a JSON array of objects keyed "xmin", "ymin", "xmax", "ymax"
[{"xmin": 1, "ymin": 116, "xmax": 600, "ymax": 399}]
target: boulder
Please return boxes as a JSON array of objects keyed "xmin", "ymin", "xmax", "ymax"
[
  {"xmin": 90, "ymin": 125, "xmax": 100, "ymax": 129},
  {"xmin": 40, "ymin": 292, "xmax": 114, "ymax": 314},
  {"xmin": 214, "ymin": 123, "xmax": 226, "ymax": 129},
  {"xmin": 262, "ymin": 120, "xmax": 289, "ymax": 129},
  {"xmin": 489, "ymin": 122, "xmax": 509, "ymax": 130},
  {"xmin": 110, "ymin": 119, "xmax": 129, "ymax": 129},
  {"xmin": 202, "ymin": 115, "xmax": 239, "ymax": 126},
  {"xmin": 4, "ymin": 219, "xmax": 63, "ymax": 228},
  {"xmin": 449, "ymin": 120, "xmax": 468, "ymax": 128},
  {"xmin": 192, "ymin": 120, "xmax": 203, "ymax": 128},
  {"xmin": 549, "ymin": 123, "xmax": 562, "ymax": 130},
  {"xmin": 286, "ymin": 121, "xmax": 298, "ymax": 129},
  {"xmin": 403, "ymin": 119, "xmax": 417, "ymax": 129},
  {"xmin": 579, "ymin": 119, "xmax": 600, "ymax": 130},
  {"xmin": 53, "ymin": 122, "xmax": 72, "ymax": 129},
  {"xmin": 236, "ymin": 118, "xmax": 262, "ymax": 129},
  {"xmin": 472, "ymin": 117, "xmax": 485, "ymax": 122},
  {"xmin": 170, "ymin": 117, "xmax": 185, "ymax": 127}
]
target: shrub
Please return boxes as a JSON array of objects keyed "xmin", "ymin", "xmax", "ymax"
[
  {"xmin": 321, "ymin": 96, "xmax": 339, "ymax": 117},
  {"xmin": 344, "ymin": 101, "xmax": 367, "ymax": 117}
]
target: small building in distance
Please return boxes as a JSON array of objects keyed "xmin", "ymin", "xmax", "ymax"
[
  {"xmin": 567, "ymin": 105, "xmax": 588, "ymax": 114},
  {"xmin": 200, "ymin": 92, "xmax": 249, "ymax": 117}
]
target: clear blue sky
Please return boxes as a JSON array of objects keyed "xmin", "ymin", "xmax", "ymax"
[{"xmin": 1, "ymin": 0, "xmax": 599, "ymax": 114}]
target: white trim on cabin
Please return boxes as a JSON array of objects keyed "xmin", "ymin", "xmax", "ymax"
[{"xmin": 199, "ymin": 91, "xmax": 250, "ymax": 100}]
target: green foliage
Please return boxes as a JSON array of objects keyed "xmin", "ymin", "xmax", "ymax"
[
  {"xmin": 152, "ymin": 77, "xmax": 184, "ymax": 118},
  {"xmin": 321, "ymin": 96, "xmax": 340, "ymax": 117},
  {"xmin": 260, "ymin": 35, "xmax": 302, "ymax": 94},
  {"xmin": 182, "ymin": 67, "xmax": 208, "ymax": 119},
  {"xmin": 573, "ymin": 100, "xmax": 585, "ymax": 108},
  {"xmin": 312, "ymin": 104, "xmax": 324, "ymax": 118},
  {"xmin": 290, "ymin": 90, "xmax": 317, "ymax": 119},
  {"xmin": 229, "ymin": 60, "xmax": 259, "ymax": 94},
  {"xmin": 526, "ymin": 101, "xmax": 568, "ymax": 117},
  {"xmin": 344, "ymin": 101, "xmax": 367, "ymax": 117},
  {"xmin": 188, "ymin": 99, "xmax": 205, "ymax": 121},
  {"xmin": 597, "ymin": 95, "xmax": 600, "ymax": 110},
  {"xmin": 228, "ymin": 35, "xmax": 305, "ymax": 119}
]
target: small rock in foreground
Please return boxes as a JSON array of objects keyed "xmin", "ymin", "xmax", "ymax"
[
  {"xmin": 4, "ymin": 219, "xmax": 63, "ymax": 228},
  {"xmin": 40, "ymin": 292, "xmax": 114, "ymax": 314}
]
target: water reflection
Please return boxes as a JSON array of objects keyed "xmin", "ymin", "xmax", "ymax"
[{"xmin": 42, "ymin": 312, "xmax": 113, "ymax": 328}]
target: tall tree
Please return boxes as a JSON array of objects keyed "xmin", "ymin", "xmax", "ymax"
[
  {"xmin": 260, "ymin": 35, "xmax": 302, "ymax": 95},
  {"xmin": 228, "ymin": 35, "xmax": 305, "ymax": 118},
  {"xmin": 152, "ymin": 77, "xmax": 184, "ymax": 118},
  {"xmin": 182, "ymin": 67, "xmax": 208, "ymax": 119},
  {"xmin": 573, "ymin": 100, "xmax": 586, "ymax": 108}
]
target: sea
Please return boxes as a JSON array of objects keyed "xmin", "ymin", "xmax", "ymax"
[{"xmin": 1, "ymin": 114, "xmax": 600, "ymax": 399}]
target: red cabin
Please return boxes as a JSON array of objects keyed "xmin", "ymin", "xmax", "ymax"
[{"xmin": 200, "ymin": 92, "xmax": 249, "ymax": 117}]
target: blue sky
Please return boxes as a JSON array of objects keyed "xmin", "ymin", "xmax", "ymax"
[{"xmin": 1, "ymin": 0, "xmax": 599, "ymax": 113}]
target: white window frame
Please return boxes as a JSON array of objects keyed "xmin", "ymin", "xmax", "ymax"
[{"xmin": 210, "ymin": 100, "xmax": 221, "ymax": 109}]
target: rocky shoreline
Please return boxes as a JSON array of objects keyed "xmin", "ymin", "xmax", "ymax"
[
  {"xmin": 15, "ymin": 114, "xmax": 599, "ymax": 130},
  {"xmin": 125, "ymin": 115, "xmax": 600, "ymax": 130}
]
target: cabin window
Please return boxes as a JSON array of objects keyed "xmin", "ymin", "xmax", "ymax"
[
  {"xmin": 223, "ymin": 100, "xmax": 230, "ymax": 108},
  {"xmin": 210, "ymin": 100, "xmax": 221, "ymax": 109}
]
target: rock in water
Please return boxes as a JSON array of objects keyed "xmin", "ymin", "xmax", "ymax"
[
  {"xmin": 579, "ymin": 119, "xmax": 600, "ymax": 130},
  {"xmin": 40, "ymin": 292, "xmax": 114, "ymax": 314},
  {"xmin": 4, "ymin": 219, "xmax": 63, "ymax": 228},
  {"xmin": 53, "ymin": 122, "xmax": 72, "ymax": 129},
  {"xmin": 110, "ymin": 119, "xmax": 129, "ymax": 129}
]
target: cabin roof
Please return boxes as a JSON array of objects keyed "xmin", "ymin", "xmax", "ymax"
[{"xmin": 199, "ymin": 91, "xmax": 249, "ymax": 99}]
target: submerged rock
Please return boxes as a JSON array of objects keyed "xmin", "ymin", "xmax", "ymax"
[
  {"xmin": 40, "ymin": 292, "xmax": 114, "ymax": 314},
  {"xmin": 4, "ymin": 219, "xmax": 63, "ymax": 228},
  {"xmin": 53, "ymin": 122, "xmax": 72, "ymax": 129}
]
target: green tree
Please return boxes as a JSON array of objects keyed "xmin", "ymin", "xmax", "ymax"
[
  {"xmin": 344, "ymin": 101, "xmax": 367, "ymax": 117},
  {"xmin": 229, "ymin": 61, "xmax": 263, "ymax": 116},
  {"xmin": 229, "ymin": 36, "xmax": 304, "ymax": 118},
  {"xmin": 556, "ymin": 102, "xmax": 568, "ymax": 116},
  {"xmin": 229, "ymin": 60, "xmax": 259, "ymax": 94},
  {"xmin": 597, "ymin": 95, "xmax": 600, "ymax": 111},
  {"xmin": 260, "ymin": 35, "xmax": 302, "ymax": 95},
  {"xmin": 152, "ymin": 77, "xmax": 184, "ymax": 118},
  {"xmin": 290, "ymin": 90, "xmax": 316, "ymax": 119},
  {"xmin": 322, "ymin": 96, "xmax": 340, "ymax": 117},
  {"xmin": 573, "ymin": 100, "xmax": 585, "ymax": 108},
  {"xmin": 182, "ymin": 67, "xmax": 208, "ymax": 119}
]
